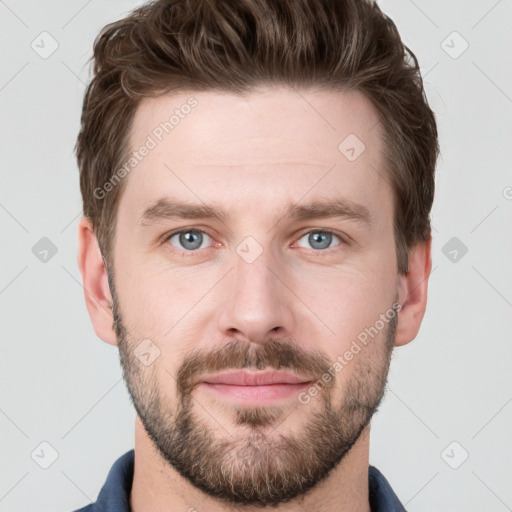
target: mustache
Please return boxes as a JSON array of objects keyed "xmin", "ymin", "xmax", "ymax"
[{"xmin": 176, "ymin": 338, "xmax": 334, "ymax": 396}]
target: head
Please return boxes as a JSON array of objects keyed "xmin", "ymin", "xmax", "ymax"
[{"xmin": 76, "ymin": 0, "xmax": 438, "ymax": 507}]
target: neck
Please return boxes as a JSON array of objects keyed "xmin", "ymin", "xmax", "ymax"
[{"xmin": 130, "ymin": 416, "xmax": 372, "ymax": 512}]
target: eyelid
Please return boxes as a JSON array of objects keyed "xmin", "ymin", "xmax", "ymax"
[
  {"xmin": 161, "ymin": 226, "xmax": 350, "ymax": 253},
  {"xmin": 162, "ymin": 226, "xmax": 214, "ymax": 241},
  {"xmin": 292, "ymin": 228, "xmax": 347, "ymax": 249},
  {"xmin": 163, "ymin": 227, "xmax": 218, "ymax": 249}
]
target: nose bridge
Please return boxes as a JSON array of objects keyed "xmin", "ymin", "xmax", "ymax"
[{"xmin": 217, "ymin": 241, "xmax": 293, "ymax": 342}]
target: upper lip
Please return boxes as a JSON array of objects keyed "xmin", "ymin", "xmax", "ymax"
[{"xmin": 200, "ymin": 370, "xmax": 312, "ymax": 386}]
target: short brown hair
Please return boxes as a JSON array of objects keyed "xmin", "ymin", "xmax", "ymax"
[{"xmin": 76, "ymin": 0, "xmax": 439, "ymax": 274}]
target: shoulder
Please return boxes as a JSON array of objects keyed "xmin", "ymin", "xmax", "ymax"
[
  {"xmin": 368, "ymin": 465, "xmax": 407, "ymax": 512},
  {"xmin": 69, "ymin": 450, "xmax": 135, "ymax": 512}
]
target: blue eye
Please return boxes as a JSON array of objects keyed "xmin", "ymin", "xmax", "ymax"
[
  {"xmin": 296, "ymin": 230, "xmax": 342, "ymax": 250},
  {"xmin": 168, "ymin": 230, "xmax": 212, "ymax": 251},
  {"xmin": 165, "ymin": 228, "xmax": 344, "ymax": 254}
]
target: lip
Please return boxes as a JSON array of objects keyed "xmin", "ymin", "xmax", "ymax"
[
  {"xmin": 200, "ymin": 370, "xmax": 312, "ymax": 386},
  {"xmin": 197, "ymin": 371, "xmax": 313, "ymax": 404}
]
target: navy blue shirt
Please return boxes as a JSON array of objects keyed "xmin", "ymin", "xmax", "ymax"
[{"xmin": 72, "ymin": 450, "xmax": 406, "ymax": 511}]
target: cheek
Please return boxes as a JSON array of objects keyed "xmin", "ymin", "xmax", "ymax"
[
  {"xmin": 297, "ymin": 273, "xmax": 396, "ymax": 399},
  {"xmin": 292, "ymin": 265, "xmax": 394, "ymax": 356},
  {"xmin": 114, "ymin": 257, "xmax": 215, "ymax": 344}
]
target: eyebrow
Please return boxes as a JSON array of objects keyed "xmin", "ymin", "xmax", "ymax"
[{"xmin": 138, "ymin": 197, "xmax": 372, "ymax": 227}]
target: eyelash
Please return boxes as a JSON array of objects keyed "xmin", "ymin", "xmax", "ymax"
[{"xmin": 162, "ymin": 228, "xmax": 348, "ymax": 256}]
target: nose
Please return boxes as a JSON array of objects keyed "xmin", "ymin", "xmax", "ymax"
[{"xmin": 216, "ymin": 247, "xmax": 295, "ymax": 344}]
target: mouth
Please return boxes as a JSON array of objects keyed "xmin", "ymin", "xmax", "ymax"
[{"xmin": 197, "ymin": 370, "xmax": 313, "ymax": 404}]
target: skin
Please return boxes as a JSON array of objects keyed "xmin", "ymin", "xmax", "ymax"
[{"xmin": 77, "ymin": 86, "xmax": 432, "ymax": 512}]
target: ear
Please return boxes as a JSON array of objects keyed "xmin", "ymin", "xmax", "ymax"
[
  {"xmin": 77, "ymin": 217, "xmax": 117, "ymax": 346},
  {"xmin": 394, "ymin": 236, "xmax": 432, "ymax": 347}
]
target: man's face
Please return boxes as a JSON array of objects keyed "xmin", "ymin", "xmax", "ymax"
[{"xmin": 110, "ymin": 87, "xmax": 401, "ymax": 506}]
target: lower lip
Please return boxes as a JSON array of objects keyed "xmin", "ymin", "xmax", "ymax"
[{"xmin": 199, "ymin": 382, "xmax": 312, "ymax": 404}]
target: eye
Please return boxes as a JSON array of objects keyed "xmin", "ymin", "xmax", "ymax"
[
  {"xmin": 167, "ymin": 229, "xmax": 213, "ymax": 251},
  {"xmin": 295, "ymin": 230, "xmax": 344, "ymax": 251}
]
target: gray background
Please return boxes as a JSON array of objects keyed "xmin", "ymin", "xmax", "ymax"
[{"xmin": 1, "ymin": 0, "xmax": 511, "ymax": 510}]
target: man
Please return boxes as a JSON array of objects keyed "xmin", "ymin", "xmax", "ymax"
[{"xmin": 73, "ymin": 0, "xmax": 438, "ymax": 510}]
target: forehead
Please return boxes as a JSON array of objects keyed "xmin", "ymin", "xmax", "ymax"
[
  {"xmin": 120, "ymin": 86, "xmax": 391, "ymax": 225},
  {"xmin": 130, "ymin": 86, "xmax": 382, "ymax": 161}
]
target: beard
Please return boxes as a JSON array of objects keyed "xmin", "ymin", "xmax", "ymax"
[{"xmin": 110, "ymin": 274, "xmax": 398, "ymax": 507}]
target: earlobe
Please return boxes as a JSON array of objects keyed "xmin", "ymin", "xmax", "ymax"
[
  {"xmin": 394, "ymin": 237, "xmax": 433, "ymax": 347},
  {"xmin": 77, "ymin": 217, "xmax": 118, "ymax": 346}
]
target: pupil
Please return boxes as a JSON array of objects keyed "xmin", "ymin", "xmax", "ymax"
[
  {"xmin": 310, "ymin": 232, "xmax": 331, "ymax": 250},
  {"xmin": 180, "ymin": 231, "xmax": 202, "ymax": 250}
]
